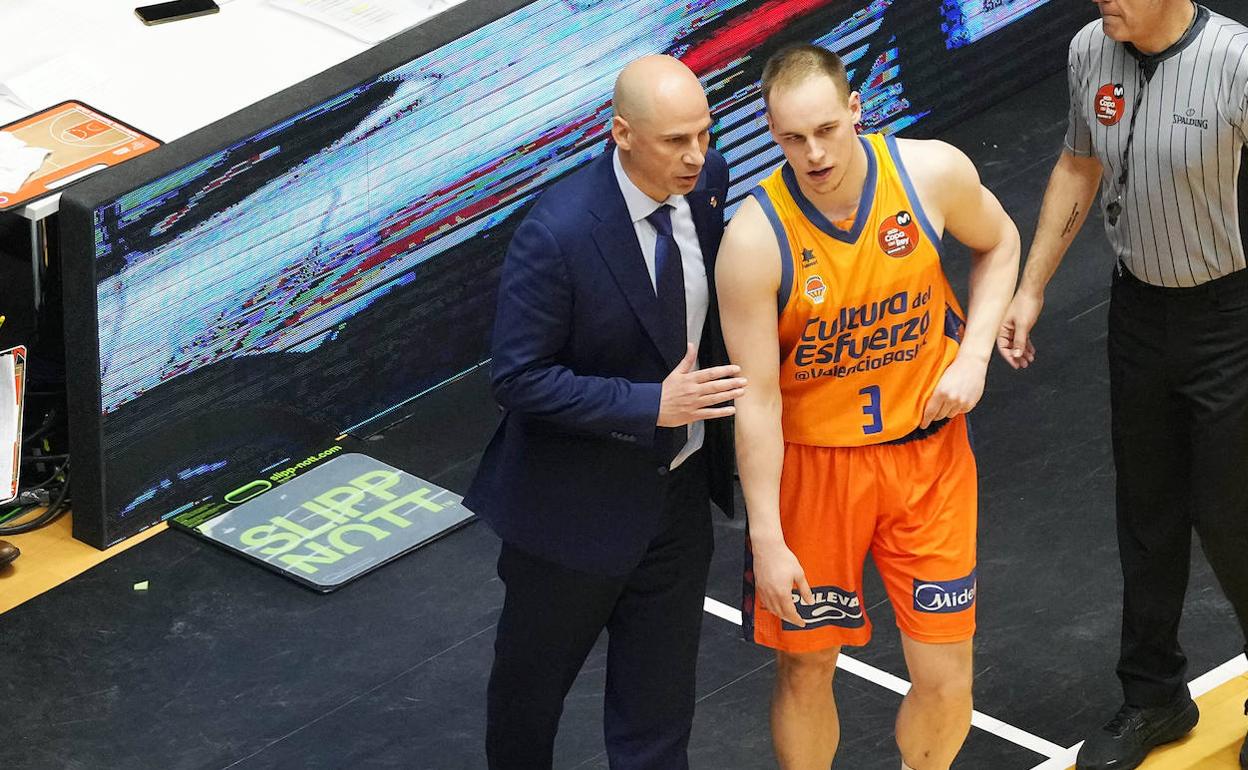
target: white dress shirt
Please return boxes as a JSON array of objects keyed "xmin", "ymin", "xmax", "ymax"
[{"xmin": 612, "ymin": 148, "xmax": 708, "ymax": 469}]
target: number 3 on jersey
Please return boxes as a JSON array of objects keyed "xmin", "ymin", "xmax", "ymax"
[{"xmin": 859, "ymin": 385, "xmax": 884, "ymax": 435}]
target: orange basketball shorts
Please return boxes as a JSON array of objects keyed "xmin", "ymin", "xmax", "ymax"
[{"xmin": 743, "ymin": 415, "xmax": 978, "ymax": 652}]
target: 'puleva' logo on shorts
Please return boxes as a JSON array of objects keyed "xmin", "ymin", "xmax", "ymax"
[
  {"xmin": 783, "ymin": 584, "xmax": 865, "ymax": 630},
  {"xmin": 912, "ymin": 571, "xmax": 976, "ymax": 614}
]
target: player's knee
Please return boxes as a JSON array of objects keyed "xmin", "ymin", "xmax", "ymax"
[
  {"xmin": 909, "ymin": 674, "xmax": 973, "ymax": 708},
  {"xmin": 775, "ymin": 647, "xmax": 840, "ymax": 689}
]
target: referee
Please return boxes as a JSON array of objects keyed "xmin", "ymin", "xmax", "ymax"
[{"xmin": 997, "ymin": 2, "xmax": 1248, "ymax": 769}]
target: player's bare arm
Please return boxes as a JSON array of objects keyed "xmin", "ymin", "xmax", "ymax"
[
  {"xmin": 997, "ymin": 150, "xmax": 1103, "ymax": 368},
  {"xmin": 898, "ymin": 138, "xmax": 1020, "ymax": 428},
  {"xmin": 716, "ymin": 197, "xmax": 813, "ymax": 628}
]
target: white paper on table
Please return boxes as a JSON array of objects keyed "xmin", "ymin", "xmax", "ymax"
[
  {"xmin": 0, "ymin": 132, "xmax": 51, "ymax": 194},
  {"xmin": 0, "ymin": 52, "xmax": 106, "ymax": 113},
  {"xmin": 0, "ymin": 81, "xmax": 28, "ymax": 111},
  {"xmin": 269, "ymin": 0, "xmax": 465, "ymax": 44},
  {"xmin": 0, "ymin": 348, "xmax": 22, "ymax": 505}
]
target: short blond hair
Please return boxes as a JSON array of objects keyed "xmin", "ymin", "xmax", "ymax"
[{"xmin": 761, "ymin": 44, "xmax": 850, "ymax": 108}]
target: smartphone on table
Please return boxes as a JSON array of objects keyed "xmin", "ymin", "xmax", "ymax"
[{"xmin": 135, "ymin": 0, "xmax": 219, "ymax": 25}]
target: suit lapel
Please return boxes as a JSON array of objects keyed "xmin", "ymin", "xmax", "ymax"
[
  {"xmin": 589, "ymin": 153, "xmax": 673, "ymax": 368},
  {"xmin": 686, "ymin": 189, "xmax": 720, "ymax": 276},
  {"xmin": 686, "ymin": 174, "xmax": 727, "ymax": 367}
]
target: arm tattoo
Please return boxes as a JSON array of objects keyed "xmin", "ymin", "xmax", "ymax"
[{"xmin": 1060, "ymin": 203, "xmax": 1080, "ymax": 238}]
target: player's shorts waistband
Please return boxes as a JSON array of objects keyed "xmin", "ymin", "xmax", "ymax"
[{"xmin": 881, "ymin": 417, "xmax": 950, "ymax": 446}]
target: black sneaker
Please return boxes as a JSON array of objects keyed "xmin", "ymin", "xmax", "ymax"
[{"xmin": 1075, "ymin": 698, "xmax": 1199, "ymax": 770}]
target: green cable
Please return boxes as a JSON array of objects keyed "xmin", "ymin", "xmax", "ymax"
[{"xmin": 0, "ymin": 506, "xmax": 28, "ymax": 525}]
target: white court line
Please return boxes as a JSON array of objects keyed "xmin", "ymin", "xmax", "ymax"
[
  {"xmin": 1028, "ymin": 748, "xmax": 1080, "ymax": 770},
  {"xmin": 1025, "ymin": 654, "xmax": 1248, "ymax": 770},
  {"xmin": 1189, "ymin": 653, "xmax": 1248, "ymax": 698},
  {"xmin": 702, "ymin": 597, "xmax": 1067, "ymax": 759}
]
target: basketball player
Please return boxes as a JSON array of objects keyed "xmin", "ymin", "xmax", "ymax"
[{"xmin": 717, "ymin": 44, "xmax": 1019, "ymax": 770}]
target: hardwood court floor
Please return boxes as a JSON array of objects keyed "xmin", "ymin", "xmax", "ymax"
[{"xmin": 0, "ymin": 516, "xmax": 165, "ymax": 614}]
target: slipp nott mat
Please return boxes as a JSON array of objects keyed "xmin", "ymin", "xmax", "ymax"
[{"xmin": 171, "ymin": 453, "xmax": 473, "ymax": 592}]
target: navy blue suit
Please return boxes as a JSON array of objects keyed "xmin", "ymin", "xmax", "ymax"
[
  {"xmin": 466, "ymin": 148, "xmax": 734, "ymax": 769},
  {"xmin": 466, "ymin": 148, "xmax": 734, "ymax": 575}
]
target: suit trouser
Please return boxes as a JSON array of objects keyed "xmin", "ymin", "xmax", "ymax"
[
  {"xmin": 1108, "ymin": 263, "xmax": 1248, "ymax": 707},
  {"xmin": 485, "ymin": 452, "xmax": 712, "ymax": 770}
]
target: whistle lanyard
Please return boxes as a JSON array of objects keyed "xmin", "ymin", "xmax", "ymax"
[{"xmin": 1106, "ymin": 66, "xmax": 1148, "ymax": 228}]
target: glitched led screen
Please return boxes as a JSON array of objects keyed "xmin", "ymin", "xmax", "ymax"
[{"xmin": 73, "ymin": 0, "xmax": 1082, "ymax": 546}]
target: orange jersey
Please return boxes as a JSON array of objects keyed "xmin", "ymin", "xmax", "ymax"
[{"xmin": 752, "ymin": 133, "xmax": 965, "ymax": 446}]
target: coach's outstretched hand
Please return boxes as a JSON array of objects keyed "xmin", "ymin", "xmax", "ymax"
[{"xmin": 658, "ymin": 344, "xmax": 746, "ymax": 427}]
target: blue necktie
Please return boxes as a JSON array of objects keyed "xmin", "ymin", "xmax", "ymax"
[
  {"xmin": 646, "ymin": 204, "xmax": 688, "ymax": 367},
  {"xmin": 646, "ymin": 204, "xmax": 689, "ymax": 464}
]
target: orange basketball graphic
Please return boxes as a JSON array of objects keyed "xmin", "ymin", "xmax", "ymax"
[{"xmin": 804, "ymin": 274, "xmax": 827, "ymax": 304}]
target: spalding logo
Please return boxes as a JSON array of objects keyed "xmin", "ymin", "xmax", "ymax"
[
  {"xmin": 1095, "ymin": 83, "xmax": 1125, "ymax": 126},
  {"xmin": 878, "ymin": 209, "xmax": 919, "ymax": 258}
]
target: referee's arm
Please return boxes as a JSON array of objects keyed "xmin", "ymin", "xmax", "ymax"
[
  {"xmin": 997, "ymin": 40, "xmax": 1107, "ymax": 368},
  {"xmin": 997, "ymin": 151, "xmax": 1102, "ymax": 369}
]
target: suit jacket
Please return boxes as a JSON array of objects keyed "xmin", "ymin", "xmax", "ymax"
[{"xmin": 464, "ymin": 148, "xmax": 735, "ymax": 576}]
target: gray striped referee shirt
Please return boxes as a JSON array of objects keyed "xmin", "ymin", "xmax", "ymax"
[{"xmin": 1066, "ymin": 4, "xmax": 1248, "ymax": 287}]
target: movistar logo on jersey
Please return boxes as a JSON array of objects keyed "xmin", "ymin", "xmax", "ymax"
[
  {"xmin": 913, "ymin": 571, "xmax": 976, "ymax": 614},
  {"xmin": 784, "ymin": 584, "xmax": 865, "ymax": 630},
  {"xmin": 1173, "ymin": 108, "xmax": 1208, "ymax": 129}
]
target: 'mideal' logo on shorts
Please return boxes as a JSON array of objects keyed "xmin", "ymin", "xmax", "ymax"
[
  {"xmin": 784, "ymin": 584, "xmax": 865, "ymax": 630},
  {"xmin": 912, "ymin": 571, "xmax": 976, "ymax": 614}
]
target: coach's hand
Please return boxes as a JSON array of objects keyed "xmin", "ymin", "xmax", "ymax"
[
  {"xmin": 920, "ymin": 354, "xmax": 987, "ymax": 429},
  {"xmin": 658, "ymin": 344, "xmax": 746, "ymax": 427},
  {"xmin": 751, "ymin": 535, "xmax": 814, "ymax": 628},
  {"xmin": 996, "ymin": 289, "xmax": 1041, "ymax": 369}
]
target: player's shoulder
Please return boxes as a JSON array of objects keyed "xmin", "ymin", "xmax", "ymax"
[
  {"xmin": 719, "ymin": 195, "xmax": 780, "ymax": 278},
  {"xmin": 892, "ymin": 138, "xmax": 975, "ymax": 182},
  {"xmin": 891, "ymin": 137, "xmax": 980, "ymax": 217},
  {"xmin": 722, "ymin": 194, "xmax": 772, "ymax": 246}
]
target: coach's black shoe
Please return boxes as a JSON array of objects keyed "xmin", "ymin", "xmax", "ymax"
[{"xmin": 1075, "ymin": 697, "xmax": 1199, "ymax": 770}]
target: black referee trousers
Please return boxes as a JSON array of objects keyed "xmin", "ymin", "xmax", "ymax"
[
  {"xmin": 1108, "ymin": 262, "xmax": 1248, "ymax": 707},
  {"xmin": 485, "ymin": 452, "xmax": 712, "ymax": 770}
]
